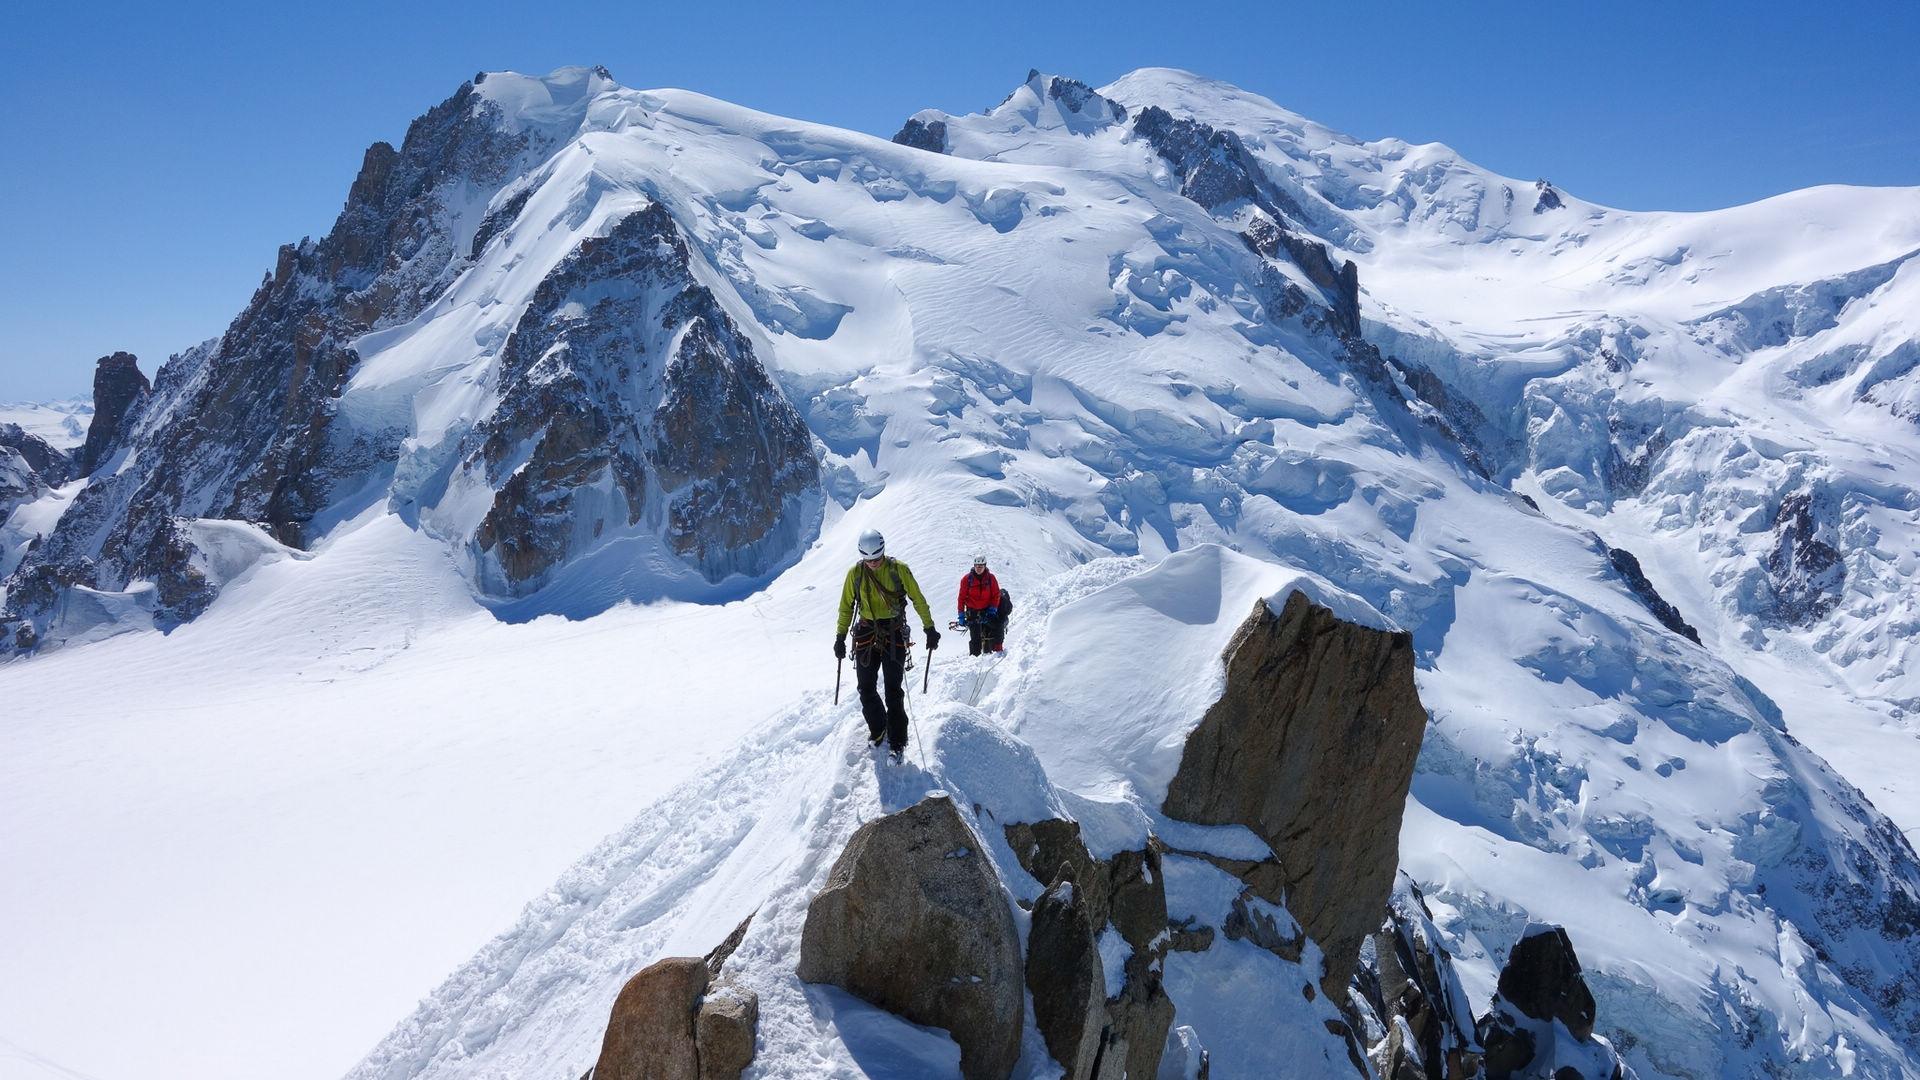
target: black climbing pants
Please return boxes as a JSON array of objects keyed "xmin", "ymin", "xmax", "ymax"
[
  {"xmin": 855, "ymin": 619, "xmax": 910, "ymax": 749},
  {"xmin": 965, "ymin": 611, "xmax": 1005, "ymax": 656}
]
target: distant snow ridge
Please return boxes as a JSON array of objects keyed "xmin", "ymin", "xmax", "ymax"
[{"xmin": 4, "ymin": 63, "xmax": 1920, "ymax": 1080}]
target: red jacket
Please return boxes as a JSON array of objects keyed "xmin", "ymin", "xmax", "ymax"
[{"xmin": 958, "ymin": 569, "xmax": 1001, "ymax": 613}]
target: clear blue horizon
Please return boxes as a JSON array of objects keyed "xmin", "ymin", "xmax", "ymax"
[{"xmin": 3, "ymin": 0, "xmax": 1915, "ymax": 400}]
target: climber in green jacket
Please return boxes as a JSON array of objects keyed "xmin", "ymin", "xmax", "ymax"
[{"xmin": 834, "ymin": 528, "xmax": 940, "ymax": 757}]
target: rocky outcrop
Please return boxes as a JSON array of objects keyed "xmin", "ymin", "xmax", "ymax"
[
  {"xmin": 1243, "ymin": 214, "xmax": 1362, "ymax": 339},
  {"xmin": 1353, "ymin": 880, "xmax": 1483, "ymax": 1080},
  {"xmin": 892, "ymin": 117, "xmax": 948, "ymax": 154},
  {"xmin": 589, "ymin": 926, "xmax": 760, "ymax": 1080},
  {"xmin": 1162, "ymin": 592, "xmax": 1428, "ymax": 995},
  {"xmin": 1475, "ymin": 926, "xmax": 1629, "ymax": 1080},
  {"xmin": 1532, "ymin": 180, "xmax": 1564, "ymax": 214},
  {"xmin": 76, "ymin": 351, "xmax": 149, "ymax": 476},
  {"xmin": 1764, "ymin": 490, "xmax": 1845, "ymax": 624},
  {"xmin": 1604, "ymin": 545, "xmax": 1700, "ymax": 644},
  {"xmin": 462, "ymin": 200, "xmax": 818, "ymax": 596},
  {"xmin": 798, "ymin": 794, "xmax": 1022, "ymax": 1080}
]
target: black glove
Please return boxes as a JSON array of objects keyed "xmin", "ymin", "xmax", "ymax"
[
  {"xmin": 925, "ymin": 626, "xmax": 941, "ymax": 650},
  {"xmin": 834, "ymin": 637, "xmax": 846, "ymax": 660}
]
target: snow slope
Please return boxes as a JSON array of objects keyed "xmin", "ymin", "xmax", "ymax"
[{"xmin": 4, "ymin": 66, "xmax": 1919, "ymax": 1080}]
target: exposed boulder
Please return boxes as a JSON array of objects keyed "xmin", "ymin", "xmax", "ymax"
[
  {"xmin": 798, "ymin": 794, "xmax": 1023, "ymax": 1080},
  {"xmin": 1162, "ymin": 591, "xmax": 1429, "ymax": 996},
  {"xmin": 1533, "ymin": 180, "xmax": 1564, "ymax": 213},
  {"xmin": 695, "ymin": 982, "xmax": 758, "ymax": 1080},
  {"xmin": 593, "ymin": 956, "xmax": 709, "ymax": 1080},
  {"xmin": 1475, "ymin": 926, "xmax": 1631, "ymax": 1080},
  {"xmin": 1026, "ymin": 875, "xmax": 1106, "ymax": 1078},
  {"xmin": 892, "ymin": 117, "xmax": 949, "ymax": 154},
  {"xmin": 76, "ymin": 351, "xmax": 149, "ymax": 476}
]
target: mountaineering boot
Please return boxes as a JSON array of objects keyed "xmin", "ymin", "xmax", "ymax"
[
  {"xmin": 868, "ymin": 730, "xmax": 886, "ymax": 747},
  {"xmin": 889, "ymin": 747, "xmax": 905, "ymax": 765}
]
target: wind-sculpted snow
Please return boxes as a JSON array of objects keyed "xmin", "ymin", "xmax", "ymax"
[{"xmin": 7, "ymin": 65, "xmax": 1920, "ymax": 1080}]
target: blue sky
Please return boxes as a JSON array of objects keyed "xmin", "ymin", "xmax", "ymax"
[{"xmin": 2, "ymin": 0, "xmax": 1915, "ymax": 400}]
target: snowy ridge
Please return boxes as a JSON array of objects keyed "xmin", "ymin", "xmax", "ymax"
[
  {"xmin": 3, "ymin": 65, "xmax": 1920, "ymax": 1080},
  {"xmin": 346, "ymin": 553, "xmax": 1359, "ymax": 1079}
]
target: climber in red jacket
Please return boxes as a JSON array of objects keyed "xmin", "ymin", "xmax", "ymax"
[{"xmin": 956, "ymin": 555, "xmax": 1009, "ymax": 656}]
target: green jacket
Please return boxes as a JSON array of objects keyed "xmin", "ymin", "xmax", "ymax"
[{"xmin": 836, "ymin": 557, "xmax": 934, "ymax": 637}]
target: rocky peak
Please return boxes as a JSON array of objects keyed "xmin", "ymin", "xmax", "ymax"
[
  {"xmin": 0, "ymin": 74, "xmax": 552, "ymax": 653},
  {"xmin": 76, "ymin": 351, "xmax": 148, "ymax": 476},
  {"xmin": 1532, "ymin": 179, "xmax": 1564, "ymax": 213}
]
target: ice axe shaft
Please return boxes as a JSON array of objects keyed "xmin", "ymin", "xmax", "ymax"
[
  {"xmin": 834, "ymin": 654, "xmax": 844, "ymax": 705},
  {"xmin": 923, "ymin": 641, "xmax": 934, "ymax": 694}
]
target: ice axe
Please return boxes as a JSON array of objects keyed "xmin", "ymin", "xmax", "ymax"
[{"xmin": 834, "ymin": 652, "xmax": 844, "ymax": 706}]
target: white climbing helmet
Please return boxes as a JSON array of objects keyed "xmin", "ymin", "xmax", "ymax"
[
  {"xmin": 972, "ymin": 554, "xmax": 988, "ymax": 568},
  {"xmin": 858, "ymin": 528, "xmax": 886, "ymax": 559}
]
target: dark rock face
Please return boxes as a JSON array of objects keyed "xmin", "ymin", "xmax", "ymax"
[
  {"xmin": 593, "ymin": 956, "xmax": 709, "ymax": 1080},
  {"xmin": 1764, "ymin": 491, "xmax": 1845, "ymax": 624},
  {"xmin": 0, "ymin": 425, "xmax": 71, "ymax": 486},
  {"xmin": 1533, "ymin": 180, "xmax": 1564, "ymax": 213},
  {"xmin": 892, "ymin": 117, "xmax": 949, "ymax": 154},
  {"xmin": 1604, "ymin": 545, "xmax": 1700, "ymax": 644},
  {"xmin": 798, "ymin": 795, "xmax": 1023, "ymax": 1080},
  {"xmin": 1133, "ymin": 104, "xmax": 1365, "ymax": 342},
  {"xmin": 1043, "ymin": 74, "xmax": 1127, "ymax": 125},
  {"xmin": 1243, "ymin": 214, "xmax": 1362, "ymax": 339},
  {"xmin": 1353, "ymin": 882, "xmax": 1483, "ymax": 1080},
  {"xmin": 77, "ymin": 352, "xmax": 150, "ymax": 476},
  {"xmin": 1475, "ymin": 926, "xmax": 1628, "ymax": 1080},
  {"xmin": 465, "ymin": 201, "xmax": 818, "ymax": 594},
  {"xmin": 1027, "ymin": 876, "xmax": 1106, "ymax": 1078},
  {"xmin": 1162, "ymin": 592, "xmax": 1429, "ymax": 995},
  {"xmin": 2, "ymin": 78, "xmax": 545, "ymax": 651},
  {"xmin": 1497, "ymin": 927, "xmax": 1595, "ymax": 1040}
]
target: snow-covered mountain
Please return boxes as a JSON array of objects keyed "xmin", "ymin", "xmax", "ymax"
[{"xmin": 3, "ymin": 66, "xmax": 1919, "ymax": 1080}]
